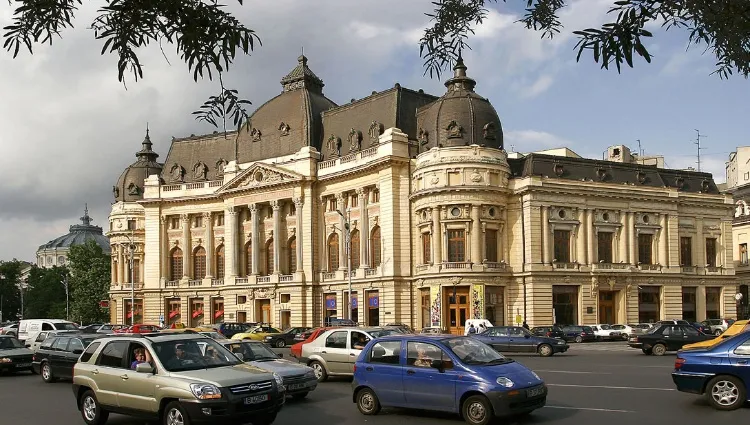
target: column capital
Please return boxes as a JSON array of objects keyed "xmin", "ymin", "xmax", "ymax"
[
  {"xmin": 356, "ymin": 188, "xmax": 366, "ymax": 198},
  {"xmin": 336, "ymin": 193, "xmax": 345, "ymax": 202},
  {"xmin": 203, "ymin": 211, "xmax": 212, "ymax": 220},
  {"xmin": 160, "ymin": 216, "xmax": 167, "ymax": 224},
  {"xmin": 248, "ymin": 203, "xmax": 258, "ymax": 213},
  {"xmin": 180, "ymin": 213, "xmax": 189, "ymax": 222},
  {"xmin": 271, "ymin": 200, "xmax": 281, "ymax": 211},
  {"xmin": 293, "ymin": 197, "xmax": 304, "ymax": 207},
  {"xmin": 226, "ymin": 206, "xmax": 237, "ymax": 216}
]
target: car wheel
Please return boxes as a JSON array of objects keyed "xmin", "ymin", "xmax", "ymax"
[
  {"xmin": 41, "ymin": 362, "xmax": 56, "ymax": 383},
  {"xmin": 538, "ymin": 344, "xmax": 553, "ymax": 357},
  {"xmin": 652, "ymin": 343, "xmax": 667, "ymax": 356},
  {"xmin": 462, "ymin": 395, "xmax": 492, "ymax": 425},
  {"xmin": 714, "ymin": 329, "xmax": 722, "ymax": 336},
  {"xmin": 251, "ymin": 412, "xmax": 277, "ymax": 425},
  {"xmin": 706, "ymin": 375, "xmax": 746, "ymax": 411},
  {"xmin": 356, "ymin": 388, "xmax": 381, "ymax": 415},
  {"xmin": 575, "ymin": 336, "xmax": 583, "ymax": 343},
  {"xmin": 641, "ymin": 348, "xmax": 652, "ymax": 355},
  {"xmin": 163, "ymin": 401, "xmax": 191, "ymax": 425},
  {"xmin": 292, "ymin": 392, "xmax": 309, "ymax": 400},
  {"xmin": 275, "ymin": 339, "xmax": 286, "ymax": 348},
  {"xmin": 309, "ymin": 361, "xmax": 328, "ymax": 382},
  {"xmin": 79, "ymin": 390, "xmax": 109, "ymax": 425}
]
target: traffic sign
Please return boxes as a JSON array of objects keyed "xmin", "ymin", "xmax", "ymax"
[
  {"xmin": 515, "ymin": 314, "xmax": 523, "ymax": 324},
  {"xmin": 99, "ymin": 300, "xmax": 110, "ymax": 308}
]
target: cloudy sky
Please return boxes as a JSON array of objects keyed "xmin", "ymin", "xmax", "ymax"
[{"xmin": 0, "ymin": 0, "xmax": 747, "ymax": 262}]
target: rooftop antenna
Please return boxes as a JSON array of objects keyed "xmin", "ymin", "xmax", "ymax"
[
  {"xmin": 636, "ymin": 139, "xmax": 643, "ymax": 156},
  {"xmin": 695, "ymin": 129, "xmax": 707, "ymax": 171}
]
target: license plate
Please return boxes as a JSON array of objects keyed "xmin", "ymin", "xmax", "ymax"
[
  {"xmin": 287, "ymin": 383, "xmax": 306, "ymax": 390},
  {"xmin": 527, "ymin": 387, "xmax": 544, "ymax": 397},
  {"xmin": 244, "ymin": 394, "xmax": 269, "ymax": 405},
  {"xmin": 15, "ymin": 363, "xmax": 31, "ymax": 368}
]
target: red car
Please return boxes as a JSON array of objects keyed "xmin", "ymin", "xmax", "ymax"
[
  {"xmin": 114, "ymin": 324, "xmax": 161, "ymax": 334},
  {"xmin": 290, "ymin": 327, "xmax": 333, "ymax": 358}
]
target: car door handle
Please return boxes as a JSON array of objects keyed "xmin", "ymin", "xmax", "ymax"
[
  {"xmin": 120, "ymin": 374, "xmax": 129, "ymax": 380},
  {"xmin": 406, "ymin": 369, "xmax": 416, "ymax": 375},
  {"xmin": 321, "ymin": 351, "xmax": 327, "ymax": 354},
  {"xmin": 366, "ymin": 367, "xmax": 374, "ymax": 371},
  {"xmin": 91, "ymin": 369, "xmax": 99, "ymax": 375},
  {"xmin": 738, "ymin": 360, "xmax": 748, "ymax": 365},
  {"xmin": 350, "ymin": 353, "xmax": 357, "ymax": 357}
]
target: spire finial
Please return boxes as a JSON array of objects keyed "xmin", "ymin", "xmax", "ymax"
[
  {"xmin": 445, "ymin": 51, "xmax": 475, "ymax": 91},
  {"xmin": 80, "ymin": 204, "xmax": 92, "ymax": 226},
  {"xmin": 146, "ymin": 122, "xmax": 149, "ymax": 137}
]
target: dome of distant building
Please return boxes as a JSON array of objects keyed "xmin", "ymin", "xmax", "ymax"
[
  {"xmin": 37, "ymin": 205, "xmax": 111, "ymax": 268},
  {"xmin": 114, "ymin": 128, "xmax": 163, "ymax": 202},
  {"xmin": 417, "ymin": 55, "xmax": 504, "ymax": 150}
]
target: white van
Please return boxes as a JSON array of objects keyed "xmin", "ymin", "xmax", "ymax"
[{"xmin": 18, "ymin": 319, "xmax": 78, "ymax": 343}]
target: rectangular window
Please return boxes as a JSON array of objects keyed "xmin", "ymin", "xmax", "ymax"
[
  {"xmin": 638, "ymin": 234, "xmax": 653, "ymax": 265},
  {"xmin": 421, "ymin": 233, "xmax": 431, "ymax": 264},
  {"xmin": 371, "ymin": 189, "xmax": 380, "ymax": 203},
  {"xmin": 680, "ymin": 237, "xmax": 692, "ymax": 266},
  {"xmin": 127, "ymin": 219, "xmax": 137, "ymax": 230},
  {"xmin": 597, "ymin": 232, "xmax": 613, "ymax": 263},
  {"xmin": 328, "ymin": 198, "xmax": 337, "ymax": 212},
  {"xmin": 447, "ymin": 229, "xmax": 466, "ymax": 262},
  {"xmin": 420, "ymin": 288, "xmax": 430, "ymax": 328},
  {"xmin": 485, "ymin": 229, "xmax": 498, "ymax": 262},
  {"xmin": 288, "ymin": 204, "xmax": 296, "ymax": 216},
  {"xmin": 350, "ymin": 194, "xmax": 359, "ymax": 208},
  {"xmin": 552, "ymin": 285, "xmax": 578, "ymax": 325},
  {"xmin": 638, "ymin": 286, "xmax": 661, "ymax": 323},
  {"xmin": 215, "ymin": 213, "xmax": 225, "ymax": 227},
  {"xmin": 170, "ymin": 217, "xmax": 180, "ymax": 229},
  {"xmin": 682, "ymin": 287, "xmax": 697, "ymax": 322},
  {"xmin": 706, "ymin": 238, "xmax": 717, "ymax": 267},
  {"xmin": 553, "ymin": 230, "xmax": 571, "ymax": 263},
  {"xmin": 706, "ymin": 287, "xmax": 722, "ymax": 319},
  {"xmin": 194, "ymin": 216, "xmax": 203, "ymax": 228},
  {"xmin": 131, "ymin": 259, "xmax": 140, "ymax": 283},
  {"xmin": 741, "ymin": 243, "xmax": 748, "ymax": 265}
]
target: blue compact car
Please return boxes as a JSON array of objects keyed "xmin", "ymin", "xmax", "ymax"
[
  {"xmin": 352, "ymin": 335, "xmax": 547, "ymax": 425},
  {"xmin": 672, "ymin": 330, "xmax": 750, "ymax": 410}
]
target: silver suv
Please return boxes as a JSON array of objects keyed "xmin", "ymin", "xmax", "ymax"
[
  {"xmin": 72, "ymin": 333, "xmax": 285, "ymax": 425},
  {"xmin": 702, "ymin": 319, "xmax": 734, "ymax": 335}
]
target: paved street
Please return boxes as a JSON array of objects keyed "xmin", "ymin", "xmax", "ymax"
[{"xmin": 1, "ymin": 342, "xmax": 745, "ymax": 425}]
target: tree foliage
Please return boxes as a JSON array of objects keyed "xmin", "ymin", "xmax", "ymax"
[
  {"xmin": 25, "ymin": 265, "xmax": 68, "ymax": 320},
  {"xmin": 419, "ymin": 0, "xmax": 750, "ymax": 79},
  {"xmin": 0, "ymin": 260, "xmax": 24, "ymax": 322},
  {"xmin": 67, "ymin": 240, "xmax": 110, "ymax": 324}
]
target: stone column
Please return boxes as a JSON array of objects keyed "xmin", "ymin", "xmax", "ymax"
[
  {"xmin": 160, "ymin": 216, "xmax": 168, "ymax": 280},
  {"xmin": 659, "ymin": 213, "xmax": 668, "ymax": 266},
  {"xmin": 181, "ymin": 214, "xmax": 190, "ymax": 278},
  {"xmin": 272, "ymin": 200, "xmax": 281, "ymax": 274},
  {"xmin": 204, "ymin": 212, "xmax": 213, "ymax": 278},
  {"xmin": 628, "ymin": 212, "xmax": 636, "ymax": 264},
  {"xmin": 337, "ymin": 194, "xmax": 346, "ymax": 270},
  {"xmin": 618, "ymin": 212, "xmax": 628, "ymax": 263},
  {"xmin": 696, "ymin": 219, "xmax": 704, "ymax": 267},
  {"xmin": 586, "ymin": 210, "xmax": 595, "ymax": 263},
  {"xmin": 433, "ymin": 207, "xmax": 443, "ymax": 264},
  {"xmin": 110, "ymin": 254, "xmax": 116, "ymax": 284},
  {"xmin": 357, "ymin": 189, "xmax": 369, "ymax": 268},
  {"xmin": 541, "ymin": 206, "xmax": 550, "ymax": 264},
  {"xmin": 250, "ymin": 204, "xmax": 260, "ymax": 275},
  {"xmin": 576, "ymin": 208, "xmax": 586, "ymax": 264},
  {"xmin": 471, "ymin": 205, "xmax": 481, "ymax": 263},
  {"xmin": 225, "ymin": 207, "xmax": 237, "ymax": 277},
  {"xmin": 294, "ymin": 198, "xmax": 304, "ymax": 272},
  {"xmin": 117, "ymin": 247, "xmax": 125, "ymax": 284}
]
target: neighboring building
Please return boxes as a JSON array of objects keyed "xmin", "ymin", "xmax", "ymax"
[
  {"xmin": 37, "ymin": 206, "xmax": 111, "ymax": 268},
  {"xmin": 724, "ymin": 149, "xmax": 750, "ymax": 319},
  {"xmin": 108, "ymin": 55, "xmax": 737, "ymax": 333}
]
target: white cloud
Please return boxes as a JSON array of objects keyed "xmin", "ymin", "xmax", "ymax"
[
  {"xmin": 522, "ymin": 75, "xmax": 555, "ymax": 98},
  {"xmin": 505, "ymin": 130, "xmax": 578, "ymax": 152}
]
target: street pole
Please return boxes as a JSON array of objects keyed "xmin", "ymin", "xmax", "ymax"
[
  {"xmin": 63, "ymin": 276, "xmax": 69, "ymax": 321},
  {"xmin": 337, "ymin": 208, "xmax": 353, "ymax": 322},
  {"xmin": 129, "ymin": 242, "xmax": 135, "ymax": 326},
  {"xmin": 1, "ymin": 294, "xmax": 3, "ymax": 323}
]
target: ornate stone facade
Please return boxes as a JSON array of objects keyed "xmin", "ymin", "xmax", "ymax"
[{"xmin": 108, "ymin": 56, "xmax": 737, "ymax": 332}]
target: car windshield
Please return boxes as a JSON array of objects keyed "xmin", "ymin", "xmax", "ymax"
[
  {"xmin": 56, "ymin": 323, "xmax": 80, "ymax": 331},
  {"xmin": 0, "ymin": 337, "xmax": 24, "ymax": 349},
  {"xmin": 443, "ymin": 337, "xmax": 511, "ymax": 365},
  {"xmin": 646, "ymin": 325, "xmax": 661, "ymax": 334},
  {"xmin": 369, "ymin": 329, "xmax": 403, "ymax": 338},
  {"xmin": 152, "ymin": 338, "xmax": 242, "ymax": 372},
  {"xmin": 600, "ymin": 325, "xmax": 612, "ymax": 330},
  {"xmin": 231, "ymin": 342, "xmax": 279, "ymax": 361}
]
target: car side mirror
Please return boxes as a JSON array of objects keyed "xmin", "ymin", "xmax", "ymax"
[
  {"xmin": 135, "ymin": 363, "xmax": 154, "ymax": 374},
  {"xmin": 430, "ymin": 359, "xmax": 443, "ymax": 371},
  {"xmin": 235, "ymin": 352, "xmax": 244, "ymax": 361},
  {"xmin": 72, "ymin": 348, "xmax": 83, "ymax": 355},
  {"xmin": 525, "ymin": 334, "xmax": 531, "ymax": 339}
]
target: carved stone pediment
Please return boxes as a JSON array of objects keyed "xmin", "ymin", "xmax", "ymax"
[
  {"xmin": 254, "ymin": 288, "xmax": 276, "ymax": 299},
  {"xmin": 217, "ymin": 162, "xmax": 304, "ymax": 193}
]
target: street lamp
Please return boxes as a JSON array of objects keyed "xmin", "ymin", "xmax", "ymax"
[
  {"xmin": 119, "ymin": 232, "xmax": 136, "ymax": 326},
  {"xmin": 62, "ymin": 275, "xmax": 69, "ymax": 321},
  {"xmin": 336, "ymin": 208, "xmax": 353, "ymax": 322}
]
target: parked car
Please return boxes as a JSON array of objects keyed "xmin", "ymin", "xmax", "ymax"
[
  {"xmin": 114, "ymin": 324, "xmax": 161, "ymax": 334},
  {"xmin": 18, "ymin": 319, "xmax": 79, "ymax": 344},
  {"xmin": 472, "ymin": 326, "xmax": 569, "ymax": 356},
  {"xmin": 300, "ymin": 327, "xmax": 403, "ymax": 381},
  {"xmin": 352, "ymin": 334, "xmax": 547, "ymax": 425},
  {"xmin": 32, "ymin": 334, "xmax": 103, "ymax": 382},
  {"xmin": 610, "ymin": 324, "xmax": 634, "ymax": 339},
  {"xmin": 222, "ymin": 339, "xmax": 317, "ymax": 399},
  {"xmin": 672, "ymin": 330, "xmax": 750, "ymax": 410},
  {"xmin": 79, "ymin": 324, "xmax": 126, "ymax": 334},
  {"xmin": 264, "ymin": 327, "xmax": 312, "ymax": 348},
  {"xmin": 385, "ymin": 323, "xmax": 414, "ymax": 334},
  {"xmin": 290, "ymin": 327, "xmax": 333, "ymax": 359},
  {"xmin": 324, "ymin": 317, "xmax": 357, "ymax": 327},
  {"xmin": 628, "ymin": 324, "xmax": 713, "ymax": 355},
  {"xmin": 72, "ymin": 333, "xmax": 285, "ymax": 425},
  {"xmin": 1, "ymin": 323, "xmax": 19, "ymax": 336},
  {"xmin": 690, "ymin": 322, "xmax": 711, "ymax": 335},
  {"xmin": 530, "ymin": 325, "xmax": 565, "ymax": 340},
  {"xmin": 0, "ymin": 335, "xmax": 33, "ymax": 374},
  {"xmin": 232, "ymin": 325, "xmax": 282, "ymax": 341},
  {"xmin": 682, "ymin": 320, "xmax": 750, "ymax": 351},
  {"xmin": 701, "ymin": 319, "xmax": 735, "ymax": 336},
  {"xmin": 26, "ymin": 330, "xmax": 81, "ymax": 352},
  {"xmin": 560, "ymin": 325, "xmax": 596, "ymax": 343},
  {"xmin": 630, "ymin": 323, "xmax": 655, "ymax": 335},
  {"xmin": 216, "ymin": 322, "xmax": 253, "ymax": 338},
  {"xmin": 589, "ymin": 325, "xmax": 623, "ymax": 341}
]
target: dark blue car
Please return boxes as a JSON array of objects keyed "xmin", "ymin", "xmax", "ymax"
[
  {"xmin": 672, "ymin": 330, "xmax": 750, "ymax": 410},
  {"xmin": 352, "ymin": 334, "xmax": 546, "ymax": 425},
  {"xmin": 472, "ymin": 326, "xmax": 568, "ymax": 357}
]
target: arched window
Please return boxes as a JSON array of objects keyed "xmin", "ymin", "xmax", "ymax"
[
  {"xmin": 169, "ymin": 247, "xmax": 183, "ymax": 281},
  {"xmin": 193, "ymin": 247, "xmax": 207, "ymax": 279},
  {"xmin": 370, "ymin": 226, "xmax": 381, "ymax": 267},
  {"xmin": 328, "ymin": 233, "xmax": 340, "ymax": 271},
  {"xmin": 350, "ymin": 230, "xmax": 360, "ymax": 269},
  {"xmin": 266, "ymin": 239, "xmax": 274, "ymax": 275},
  {"xmin": 288, "ymin": 237, "xmax": 297, "ymax": 273},
  {"xmin": 215, "ymin": 245, "xmax": 225, "ymax": 279},
  {"xmin": 245, "ymin": 241, "xmax": 252, "ymax": 275}
]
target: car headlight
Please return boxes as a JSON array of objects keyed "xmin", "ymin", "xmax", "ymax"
[
  {"xmin": 189, "ymin": 383, "xmax": 222, "ymax": 400},
  {"xmin": 0, "ymin": 358, "xmax": 11, "ymax": 363},
  {"xmin": 557, "ymin": 340, "xmax": 565, "ymax": 344},
  {"xmin": 264, "ymin": 336, "xmax": 273, "ymax": 340},
  {"xmin": 496, "ymin": 377, "xmax": 514, "ymax": 388},
  {"xmin": 304, "ymin": 369, "xmax": 316, "ymax": 379},
  {"xmin": 273, "ymin": 372, "xmax": 284, "ymax": 388}
]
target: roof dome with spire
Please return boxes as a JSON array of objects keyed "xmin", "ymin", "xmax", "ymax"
[
  {"xmin": 38, "ymin": 205, "xmax": 111, "ymax": 253},
  {"xmin": 114, "ymin": 127, "xmax": 163, "ymax": 202},
  {"xmin": 416, "ymin": 56, "xmax": 504, "ymax": 150}
]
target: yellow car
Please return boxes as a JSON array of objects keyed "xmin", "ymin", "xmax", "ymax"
[
  {"xmin": 231, "ymin": 325, "xmax": 282, "ymax": 341},
  {"xmin": 682, "ymin": 320, "xmax": 749, "ymax": 350}
]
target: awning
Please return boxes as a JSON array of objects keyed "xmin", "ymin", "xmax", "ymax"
[
  {"xmin": 126, "ymin": 312, "xmax": 132, "ymax": 318},
  {"xmin": 169, "ymin": 311, "xmax": 180, "ymax": 319},
  {"xmin": 192, "ymin": 310, "xmax": 204, "ymax": 319},
  {"xmin": 214, "ymin": 310, "xmax": 224, "ymax": 319}
]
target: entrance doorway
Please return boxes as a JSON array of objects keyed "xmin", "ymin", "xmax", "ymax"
[
  {"xmin": 255, "ymin": 299, "xmax": 271, "ymax": 324},
  {"xmin": 280, "ymin": 311, "xmax": 291, "ymax": 330},
  {"xmin": 445, "ymin": 286, "xmax": 470, "ymax": 335},
  {"xmin": 598, "ymin": 291, "xmax": 617, "ymax": 324}
]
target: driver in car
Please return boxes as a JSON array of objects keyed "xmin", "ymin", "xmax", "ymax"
[{"xmin": 164, "ymin": 343, "xmax": 195, "ymax": 368}]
